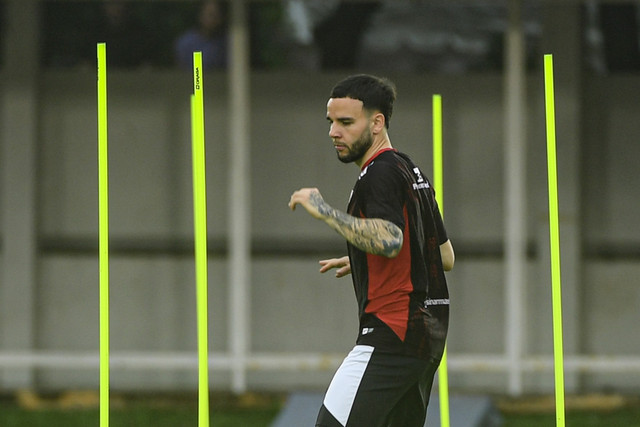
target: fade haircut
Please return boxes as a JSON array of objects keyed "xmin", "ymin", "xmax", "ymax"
[{"xmin": 329, "ymin": 74, "xmax": 397, "ymax": 129}]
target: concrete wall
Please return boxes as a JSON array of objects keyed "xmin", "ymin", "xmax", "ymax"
[{"xmin": 2, "ymin": 67, "xmax": 640, "ymax": 393}]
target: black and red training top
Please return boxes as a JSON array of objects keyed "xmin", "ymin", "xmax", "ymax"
[{"xmin": 346, "ymin": 148, "xmax": 450, "ymax": 361}]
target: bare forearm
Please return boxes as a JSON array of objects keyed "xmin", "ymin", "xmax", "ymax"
[
  {"xmin": 313, "ymin": 195, "xmax": 403, "ymax": 257},
  {"xmin": 290, "ymin": 188, "xmax": 403, "ymax": 257}
]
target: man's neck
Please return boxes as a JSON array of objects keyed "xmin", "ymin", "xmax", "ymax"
[{"xmin": 356, "ymin": 136, "xmax": 393, "ymax": 168}]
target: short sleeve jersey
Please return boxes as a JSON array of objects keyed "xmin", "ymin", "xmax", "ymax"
[{"xmin": 346, "ymin": 149, "xmax": 449, "ymax": 361}]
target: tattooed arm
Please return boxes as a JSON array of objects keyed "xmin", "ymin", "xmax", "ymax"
[{"xmin": 289, "ymin": 188, "xmax": 403, "ymax": 258}]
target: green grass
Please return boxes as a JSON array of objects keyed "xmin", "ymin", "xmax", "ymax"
[
  {"xmin": 501, "ymin": 409, "xmax": 640, "ymax": 427},
  {"xmin": 498, "ymin": 394, "xmax": 640, "ymax": 427},
  {"xmin": 2, "ymin": 392, "xmax": 640, "ymax": 426},
  {"xmin": 0, "ymin": 407, "xmax": 280, "ymax": 427},
  {"xmin": 0, "ymin": 392, "xmax": 282, "ymax": 427},
  {"xmin": 3, "ymin": 406, "xmax": 640, "ymax": 427}
]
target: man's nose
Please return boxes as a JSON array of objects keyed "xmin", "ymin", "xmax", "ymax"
[{"xmin": 329, "ymin": 123, "xmax": 339, "ymax": 139}]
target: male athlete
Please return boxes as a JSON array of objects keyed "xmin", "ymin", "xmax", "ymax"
[{"xmin": 289, "ymin": 74, "xmax": 454, "ymax": 427}]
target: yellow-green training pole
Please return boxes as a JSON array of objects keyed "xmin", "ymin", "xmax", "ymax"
[
  {"xmin": 97, "ymin": 42, "xmax": 110, "ymax": 427},
  {"xmin": 192, "ymin": 51, "xmax": 210, "ymax": 427},
  {"xmin": 433, "ymin": 94, "xmax": 450, "ymax": 427},
  {"xmin": 543, "ymin": 53, "xmax": 566, "ymax": 427}
]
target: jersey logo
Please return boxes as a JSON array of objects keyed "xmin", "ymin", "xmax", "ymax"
[
  {"xmin": 424, "ymin": 298, "xmax": 450, "ymax": 306},
  {"xmin": 413, "ymin": 167, "xmax": 424, "ymax": 183},
  {"xmin": 361, "ymin": 327, "xmax": 374, "ymax": 335},
  {"xmin": 412, "ymin": 167, "xmax": 430, "ymax": 190}
]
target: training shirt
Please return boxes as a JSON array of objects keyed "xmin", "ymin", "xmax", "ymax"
[{"xmin": 346, "ymin": 148, "xmax": 450, "ymax": 361}]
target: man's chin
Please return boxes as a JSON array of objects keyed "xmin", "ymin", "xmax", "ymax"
[{"xmin": 337, "ymin": 153, "xmax": 356, "ymax": 164}]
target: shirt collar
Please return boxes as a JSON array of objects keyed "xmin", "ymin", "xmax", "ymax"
[{"xmin": 361, "ymin": 148, "xmax": 396, "ymax": 170}]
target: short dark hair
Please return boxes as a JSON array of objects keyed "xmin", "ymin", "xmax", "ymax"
[{"xmin": 329, "ymin": 74, "xmax": 397, "ymax": 129}]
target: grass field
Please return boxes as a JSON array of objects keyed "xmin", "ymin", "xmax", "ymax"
[
  {"xmin": 1, "ymin": 391, "xmax": 639, "ymax": 426},
  {"xmin": 0, "ymin": 391, "xmax": 281, "ymax": 427},
  {"xmin": 498, "ymin": 394, "xmax": 640, "ymax": 427}
]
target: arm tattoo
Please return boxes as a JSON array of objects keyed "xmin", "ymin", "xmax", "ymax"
[{"xmin": 309, "ymin": 192, "xmax": 403, "ymax": 257}]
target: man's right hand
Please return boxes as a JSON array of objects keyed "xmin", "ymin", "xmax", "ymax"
[{"xmin": 319, "ymin": 256, "xmax": 351, "ymax": 278}]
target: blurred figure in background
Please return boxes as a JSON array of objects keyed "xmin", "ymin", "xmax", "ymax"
[
  {"xmin": 598, "ymin": 2, "xmax": 640, "ymax": 72},
  {"xmin": 83, "ymin": 1, "xmax": 154, "ymax": 68},
  {"xmin": 284, "ymin": 0, "xmax": 380, "ymax": 70},
  {"xmin": 312, "ymin": 1, "xmax": 381, "ymax": 69},
  {"xmin": 174, "ymin": 0, "xmax": 227, "ymax": 70},
  {"xmin": 43, "ymin": 0, "xmax": 155, "ymax": 68}
]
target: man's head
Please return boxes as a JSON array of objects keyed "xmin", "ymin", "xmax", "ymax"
[
  {"xmin": 329, "ymin": 74, "xmax": 396, "ymax": 130},
  {"xmin": 199, "ymin": 0, "xmax": 224, "ymax": 35},
  {"xmin": 326, "ymin": 75, "xmax": 396, "ymax": 166}
]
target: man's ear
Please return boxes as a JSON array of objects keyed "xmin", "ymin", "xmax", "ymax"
[{"xmin": 371, "ymin": 112, "xmax": 386, "ymax": 134}]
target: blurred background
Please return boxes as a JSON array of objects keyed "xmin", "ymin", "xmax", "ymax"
[{"xmin": 1, "ymin": 0, "xmax": 640, "ymax": 402}]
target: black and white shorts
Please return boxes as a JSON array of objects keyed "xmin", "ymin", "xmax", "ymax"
[{"xmin": 315, "ymin": 345, "xmax": 440, "ymax": 427}]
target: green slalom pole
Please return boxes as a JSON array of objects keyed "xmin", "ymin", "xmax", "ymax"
[
  {"xmin": 192, "ymin": 51, "xmax": 210, "ymax": 427},
  {"xmin": 97, "ymin": 42, "xmax": 110, "ymax": 427},
  {"xmin": 543, "ymin": 53, "xmax": 566, "ymax": 427},
  {"xmin": 433, "ymin": 94, "xmax": 450, "ymax": 427}
]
